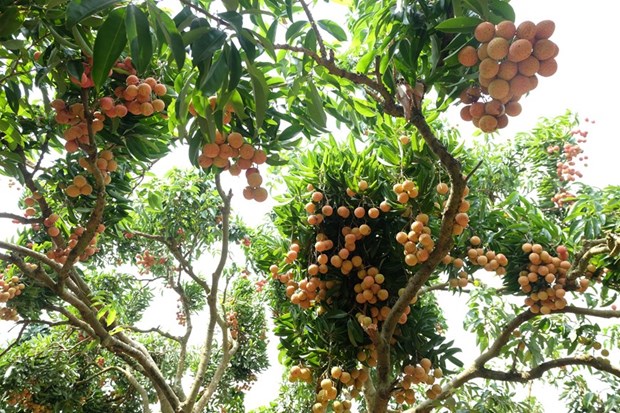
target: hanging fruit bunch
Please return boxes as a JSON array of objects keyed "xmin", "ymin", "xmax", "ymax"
[{"xmin": 457, "ymin": 20, "xmax": 558, "ymax": 132}]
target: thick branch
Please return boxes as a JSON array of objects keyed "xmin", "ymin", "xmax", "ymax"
[
  {"xmin": 193, "ymin": 340, "xmax": 240, "ymax": 413},
  {"xmin": 478, "ymin": 355, "xmax": 620, "ymax": 382},
  {"xmin": 0, "ymin": 240, "xmax": 64, "ymax": 272},
  {"xmin": 410, "ymin": 305, "xmax": 620, "ymax": 412},
  {"xmin": 568, "ymin": 240, "xmax": 609, "ymax": 282},
  {"xmin": 373, "ymin": 108, "xmax": 466, "ymax": 409},
  {"xmin": 0, "ymin": 212, "xmax": 43, "ymax": 225},
  {"xmin": 182, "ymin": 173, "xmax": 233, "ymax": 411}
]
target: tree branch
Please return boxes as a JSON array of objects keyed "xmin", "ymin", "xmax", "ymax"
[
  {"xmin": 182, "ymin": 173, "xmax": 233, "ymax": 411},
  {"xmin": 299, "ymin": 0, "xmax": 327, "ymax": 58},
  {"xmin": 123, "ymin": 325, "xmax": 181, "ymax": 342},
  {"xmin": 478, "ymin": 355, "xmax": 620, "ymax": 382},
  {"xmin": 410, "ymin": 304, "xmax": 620, "ymax": 412},
  {"xmin": 0, "ymin": 212, "xmax": 43, "ymax": 225},
  {"xmin": 373, "ymin": 108, "xmax": 466, "ymax": 410},
  {"xmin": 272, "ymin": 43, "xmax": 402, "ymax": 117},
  {"xmin": 178, "ymin": 0, "xmax": 233, "ymax": 28}
]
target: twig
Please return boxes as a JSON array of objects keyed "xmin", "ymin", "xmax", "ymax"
[
  {"xmin": 123, "ymin": 325, "xmax": 181, "ymax": 342},
  {"xmin": 465, "ymin": 159, "xmax": 484, "ymax": 181},
  {"xmin": 0, "ymin": 322, "xmax": 29, "ymax": 358},
  {"xmin": 299, "ymin": 0, "xmax": 327, "ymax": 59},
  {"xmin": 273, "ymin": 43, "xmax": 402, "ymax": 117},
  {"xmin": 178, "ymin": 0, "xmax": 233, "ymax": 29}
]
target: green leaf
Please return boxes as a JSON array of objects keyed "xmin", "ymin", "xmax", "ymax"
[
  {"xmin": 463, "ymin": 0, "xmax": 489, "ymax": 19},
  {"xmin": 125, "ymin": 5, "xmax": 152, "ymax": 74},
  {"xmin": 218, "ymin": 11, "xmax": 243, "ymax": 31},
  {"xmin": 247, "ymin": 64, "xmax": 268, "ymax": 132},
  {"xmin": 225, "ymin": 43, "xmax": 242, "ymax": 91},
  {"xmin": 149, "ymin": 3, "xmax": 186, "ymax": 70},
  {"xmin": 285, "ymin": 21, "xmax": 308, "ymax": 41},
  {"xmin": 317, "ymin": 19, "xmax": 347, "ymax": 41},
  {"xmin": 92, "ymin": 7, "xmax": 127, "ymax": 90},
  {"xmin": 356, "ymin": 49, "xmax": 375, "ymax": 73},
  {"xmin": 352, "ymin": 98, "xmax": 376, "ymax": 118},
  {"xmin": 306, "ymin": 79, "xmax": 326, "ymax": 128},
  {"xmin": 0, "ymin": 6, "xmax": 24, "ymax": 37},
  {"xmin": 191, "ymin": 26, "xmax": 227, "ymax": 64},
  {"xmin": 435, "ymin": 16, "xmax": 483, "ymax": 33},
  {"xmin": 239, "ymin": 29, "xmax": 257, "ymax": 62},
  {"xmin": 198, "ymin": 55, "xmax": 228, "ymax": 96},
  {"xmin": 489, "ymin": 0, "xmax": 515, "ymax": 21},
  {"xmin": 147, "ymin": 192, "xmax": 162, "ymax": 210},
  {"xmin": 346, "ymin": 318, "xmax": 363, "ymax": 346},
  {"xmin": 4, "ymin": 81, "xmax": 20, "ymax": 114},
  {"xmin": 66, "ymin": 0, "xmax": 121, "ymax": 28}
]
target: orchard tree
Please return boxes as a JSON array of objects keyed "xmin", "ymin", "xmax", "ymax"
[{"xmin": 0, "ymin": 1, "xmax": 618, "ymax": 413}]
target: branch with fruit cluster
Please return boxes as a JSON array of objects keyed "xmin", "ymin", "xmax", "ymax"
[{"xmin": 410, "ymin": 305, "xmax": 620, "ymax": 412}]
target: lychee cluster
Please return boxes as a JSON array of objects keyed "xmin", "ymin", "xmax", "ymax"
[
  {"xmin": 517, "ymin": 243, "xmax": 578, "ymax": 314},
  {"xmin": 0, "ymin": 275, "xmax": 24, "ymax": 321},
  {"xmin": 51, "ymin": 100, "xmax": 105, "ymax": 153},
  {"xmin": 396, "ymin": 213, "xmax": 434, "ymax": 267},
  {"xmin": 6, "ymin": 388, "xmax": 51, "ymax": 413},
  {"xmin": 0, "ymin": 275, "xmax": 25, "ymax": 303},
  {"xmin": 109, "ymin": 75, "xmax": 167, "ymax": 117},
  {"xmin": 135, "ymin": 250, "xmax": 166, "ymax": 274},
  {"xmin": 465, "ymin": 236, "xmax": 509, "ymax": 276},
  {"xmin": 458, "ymin": 20, "xmax": 558, "ymax": 132},
  {"xmin": 52, "ymin": 69, "xmax": 167, "ymax": 154},
  {"xmin": 45, "ymin": 224, "xmax": 105, "ymax": 263},
  {"xmin": 394, "ymin": 359, "xmax": 444, "ymax": 404},
  {"xmin": 76, "ymin": 150, "xmax": 118, "ymax": 187},
  {"xmin": 198, "ymin": 129, "xmax": 269, "ymax": 202},
  {"xmin": 393, "ymin": 179, "xmax": 419, "ymax": 204},
  {"xmin": 226, "ymin": 310, "xmax": 239, "ymax": 339}
]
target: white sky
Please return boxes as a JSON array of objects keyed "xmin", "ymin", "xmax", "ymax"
[{"xmin": 1, "ymin": 0, "xmax": 619, "ymax": 411}]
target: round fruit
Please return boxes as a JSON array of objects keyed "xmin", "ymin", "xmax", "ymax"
[
  {"xmin": 487, "ymin": 37, "xmax": 509, "ymax": 60},
  {"xmin": 458, "ymin": 46, "xmax": 478, "ymax": 67},
  {"xmin": 518, "ymin": 56, "xmax": 540, "ymax": 76},
  {"xmin": 516, "ymin": 21, "xmax": 537, "ymax": 41},
  {"xmin": 227, "ymin": 132, "xmax": 244, "ymax": 149},
  {"xmin": 508, "ymin": 39, "xmax": 533, "ymax": 62},
  {"xmin": 537, "ymin": 58, "xmax": 558, "ymax": 77},
  {"xmin": 460, "ymin": 106, "xmax": 473, "ymax": 121},
  {"xmin": 253, "ymin": 187, "xmax": 268, "ymax": 202},
  {"xmin": 497, "ymin": 60, "xmax": 518, "ymax": 80},
  {"xmin": 474, "ymin": 22, "xmax": 495, "ymax": 42},
  {"xmin": 535, "ymin": 20, "xmax": 555, "ymax": 39},
  {"xmin": 509, "ymin": 75, "xmax": 531, "ymax": 96},
  {"xmin": 495, "ymin": 21, "xmax": 516, "ymax": 40},
  {"xmin": 488, "ymin": 79, "xmax": 510, "ymax": 100},
  {"xmin": 479, "ymin": 58, "xmax": 500, "ymax": 78},
  {"xmin": 469, "ymin": 102, "xmax": 485, "ymax": 118},
  {"xmin": 533, "ymin": 39, "xmax": 558, "ymax": 61},
  {"xmin": 485, "ymin": 100, "xmax": 505, "ymax": 116}
]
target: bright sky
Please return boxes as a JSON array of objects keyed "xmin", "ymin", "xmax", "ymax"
[{"xmin": 1, "ymin": 0, "xmax": 619, "ymax": 412}]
